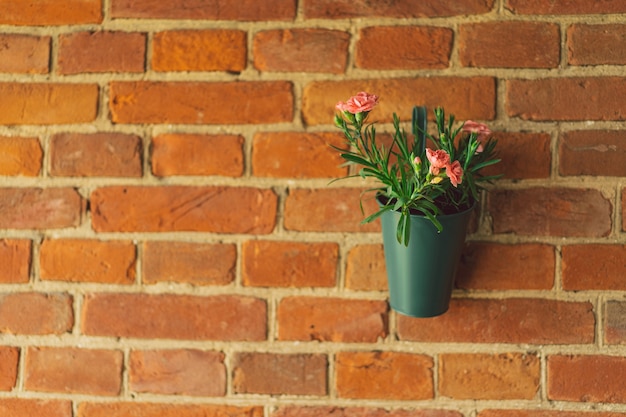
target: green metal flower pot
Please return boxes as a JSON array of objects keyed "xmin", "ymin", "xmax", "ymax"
[{"xmin": 380, "ymin": 203, "xmax": 474, "ymax": 318}]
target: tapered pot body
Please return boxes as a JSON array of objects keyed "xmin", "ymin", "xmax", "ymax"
[{"xmin": 380, "ymin": 203, "xmax": 473, "ymax": 318}]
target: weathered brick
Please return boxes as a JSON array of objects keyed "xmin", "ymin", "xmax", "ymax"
[
  {"xmin": 0, "ymin": 34, "xmax": 49, "ymax": 73},
  {"xmin": 110, "ymin": 81, "xmax": 293, "ymax": 124},
  {"xmin": 0, "ymin": 83, "xmax": 98, "ymax": 125},
  {"xmin": 284, "ymin": 188, "xmax": 380, "ymax": 233},
  {"xmin": 623, "ymin": 189, "xmax": 626, "ymax": 231},
  {"xmin": 277, "ymin": 297, "xmax": 387, "ymax": 342},
  {"xmin": 479, "ymin": 411, "xmax": 626, "ymax": 417},
  {"xmin": 0, "ymin": 292, "xmax": 73, "ymax": 335},
  {"xmin": 489, "ymin": 187, "xmax": 612, "ymax": 237},
  {"xmin": 0, "ymin": 239, "xmax": 31, "ymax": 283},
  {"xmin": 58, "ymin": 31, "xmax": 145, "ymax": 74},
  {"xmin": 559, "ymin": 130, "xmax": 626, "ymax": 176},
  {"xmin": 78, "ymin": 403, "xmax": 263, "ymax": 417},
  {"xmin": 111, "ymin": 0, "xmax": 295, "ymax": 20},
  {"xmin": 242, "ymin": 240, "xmax": 338, "ymax": 287},
  {"xmin": 506, "ymin": 0, "xmax": 626, "ymax": 15},
  {"xmin": 50, "ymin": 132, "xmax": 142, "ymax": 177},
  {"xmin": 40, "ymin": 239, "xmax": 136, "ymax": 284},
  {"xmin": 254, "ymin": 29, "xmax": 349, "ymax": 73},
  {"xmin": 439, "ymin": 353, "xmax": 540, "ymax": 400},
  {"xmin": 459, "ymin": 21, "xmax": 559, "ymax": 68},
  {"xmin": 548, "ymin": 355, "xmax": 626, "ymax": 403},
  {"xmin": 0, "ymin": 136, "xmax": 43, "ymax": 176},
  {"xmin": 82, "ymin": 293, "xmax": 267, "ymax": 341},
  {"xmin": 356, "ymin": 26, "xmax": 452, "ymax": 70},
  {"xmin": 24, "ymin": 347, "xmax": 122, "ymax": 395},
  {"xmin": 345, "ymin": 244, "xmax": 387, "ymax": 291},
  {"xmin": 336, "ymin": 351, "xmax": 433, "ymax": 400},
  {"xmin": 304, "ymin": 0, "xmax": 495, "ymax": 18},
  {"xmin": 142, "ymin": 241, "xmax": 236, "ymax": 286},
  {"xmin": 0, "ymin": 347, "xmax": 19, "ymax": 390},
  {"xmin": 562, "ymin": 245, "xmax": 626, "ymax": 290},
  {"xmin": 129, "ymin": 349, "xmax": 226, "ymax": 396},
  {"xmin": 90, "ymin": 186, "xmax": 277, "ymax": 233},
  {"xmin": 0, "ymin": 0, "xmax": 102, "ymax": 25},
  {"xmin": 151, "ymin": 134, "xmax": 244, "ymax": 177},
  {"xmin": 0, "ymin": 188, "xmax": 83, "ymax": 229},
  {"xmin": 252, "ymin": 132, "xmax": 347, "ymax": 178},
  {"xmin": 568, "ymin": 24, "xmax": 626, "ymax": 66},
  {"xmin": 398, "ymin": 298, "xmax": 594, "ymax": 344},
  {"xmin": 233, "ymin": 352, "xmax": 327, "ymax": 395},
  {"xmin": 303, "ymin": 77, "xmax": 496, "ymax": 126},
  {"xmin": 457, "ymin": 243, "xmax": 555, "ymax": 290},
  {"xmin": 153, "ymin": 30, "xmax": 246, "ymax": 72},
  {"xmin": 507, "ymin": 78, "xmax": 626, "ymax": 121},
  {"xmin": 0, "ymin": 399, "xmax": 71, "ymax": 417},
  {"xmin": 482, "ymin": 131, "xmax": 551, "ymax": 179},
  {"xmin": 605, "ymin": 300, "xmax": 626, "ymax": 345},
  {"xmin": 274, "ymin": 407, "xmax": 462, "ymax": 417}
]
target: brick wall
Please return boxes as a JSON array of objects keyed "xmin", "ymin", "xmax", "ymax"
[{"xmin": 1, "ymin": 0, "xmax": 626, "ymax": 416}]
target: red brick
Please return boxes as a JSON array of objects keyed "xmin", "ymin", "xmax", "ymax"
[
  {"xmin": 489, "ymin": 187, "xmax": 612, "ymax": 237},
  {"xmin": 548, "ymin": 355, "xmax": 626, "ymax": 403},
  {"xmin": 129, "ymin": 349, "xmax": 226, "ymax": 396},
  {"xmin": 357, "ymin": 26, "xmax": 452, "ymax": 70},
  {"xmin": 153, "ymin": 30, "xmax": 246, "ymax": 72},
  {"xmin": 0, "ymin": 347, "xmax": 18, "ymax": 390},
  {"xmin": 303, "ymin": 77, "xmax": 496, "ymax": 126},
  {"xmin": 559, "ymin": 130, "xmax": 626, "ymax": 176},
  {"xmin": 110, "ymin": 81, "xmax": 293, "ymax": 124},
  {"xmin": 0, "ymin": 239, "xmax": 31, "ymax": 283},
  {"xmin": 460, "ymin": 21, "xmax": 559, "ymax": 68},
  {"xmin": 111, "ymin": 0, "xmax": 295, "ymax": 20},
  {"xmin": 40, "ymin": 239, "xmax": 136, "ymax": 284},
  {"xmin": 0, "ymin": 34, "xmax": 49, "ymax": 73},
  {"xmin": 0, "ymin": 399, "xmax": 71, "ymax": 417},
  {"xmin": 0, "ymin": 292, "xmax": 73, "ymax": 335},
  {"xmin": 284, "ymin": 188, "xmax": 380, "ymax": 233},
  {"xmin": 480, "ymin": 411, "xmax": 626, "ymax": 417},
  {"xmin": 568, "ymin": 24, "xmax": 626, "ymax": 66},
  {"xmin": 151, "ymin": 134, "xmax": 244, "ymax": 177},
  {"xmin": 252, "ymin": 132, "xmax": 347, "ymax": 178},
  {"xmin": 82, "ymin": 293, "xmax": 266, "ymax": 341},
  {"xmin": 398, "ymin": 298, "xmax": 594, "ymax": 344},
  {"xmin": 507, "ymin": 77, "xmax": 626, "ymax": 121},
  {"xmin": 58, "ymin": 31, "xmax": 145, "ymax": 74},
  {"xmin": 277, "ymin": 297, "xmax": 387, "ymax": 342},
  {"xmin": 506, "ymin": 0, "xmax": 626, "ymax": 15},
  {"xmin": 0, "ymin": 188, "xmax": 83, "ymax": 229},
  {"xmin": 304, "ymin": 0, "xmax": 494, "ymax": 18},
  {"xmin": 0, "ymin": 136, "xmax": 43, "ymax": 176},
  {"xmin": 562, "ymin": 245, "xmax": 626, "ymax": 290},
  {"xmin": 457, "ymin": 243, "xmax": 555, "ymax": 290},
  {"xmin": 233, "ymin": 352, "xmax": 327, "ymax": 395},
  {"xmin": 439, "ymin": 353, "xmax": 540, "ymax": 400},
  {"xmin": 78, "ymin": 403, "xmax": 263, "ymax": 417},
  {"xmin": 254, "ymin": 29, "xmax": 349, "ymax": 73},
  {"xmin": 483, "ymin": 131, "xmax": 551, "ymax": 179},
  {"xmin": 0, "ymin": 0, "xmax": 102, "ymax": 25},
  {"xmin": 336, "ymin": 351, "xmax": 433, "ymax": 400},
  {"xmin": 345, "ymin": 244, "xmax": 387, "ymax": 291},
  {"xmin": 623, "ymin": 189, "xmax": 626, "ymax": 231},
  {"xmin": 242, "ymin": 240, "xmax": 338, "ymax": 287},
  {"xmin": 605, "ymin": 300, "xmax": 626, "ymax": 345},
  {"xmin": 0, "ymin": 83, "xmax": 98, "ymax": 125},
  {"xmin": 25, "ymin": 347, "xmax": 122, "ymax": 395},
  {"xmin": 90, "ymin": 186, "xmax": 277, "ymax": 233},
  {"xmin": 142, "ymin": 241, "xmax": 236, "ymax": 286},
  {"xmin": 50, "ymin": 132, "xmax": 142, "ymax": 177},
  {"xmin": 274, "ymin": 407, "xmax": 462, "ymax": 417}
]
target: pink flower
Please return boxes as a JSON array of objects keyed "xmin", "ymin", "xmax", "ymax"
[
  {"xmin": 446, "ymin": 160, "xmax": 463, "ymax": 187},
  {"xmin": 425, "ymin": 148, "xmax": 450, "ymax": 175},
  {"xmin": 336, "ymin": 92, "xmax": 379, "ymax": 114},
  {"xmin": 462, "ymin": 120, "xmax": 492, "ymax": 153}
]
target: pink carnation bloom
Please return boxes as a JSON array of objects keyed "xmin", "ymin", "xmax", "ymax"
[
  {"xmin": 425, "ymin": 148, "xmax": 450, "ymax": 175},
  {"xmin": 336, "ymin": 92, "xmax": 379, "ymax": 114},
  {"xmin": 446, "ymin": 160, "xmax": 463, "ymax": 187},
  {"xmin": 462, "ymin": 120, "xmax": 492, "ymax": 153}
]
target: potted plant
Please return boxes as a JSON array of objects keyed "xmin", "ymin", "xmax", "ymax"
[{"xmin": 333, "ymin": 92, "xmax": 500, "ymax": 317}]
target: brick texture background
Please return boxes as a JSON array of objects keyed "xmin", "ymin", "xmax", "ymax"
[{"xmin": 1, "ymin": 1, "xmax": 625, "ymax": 416}]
